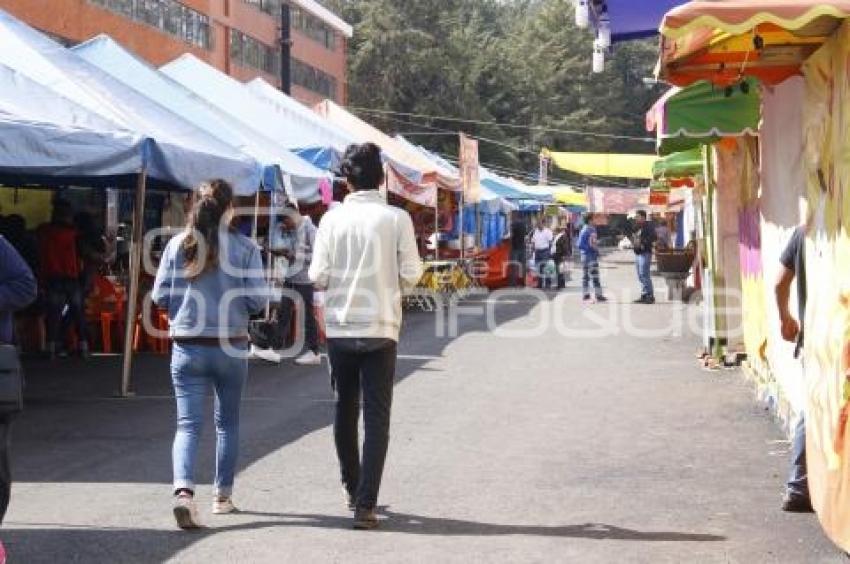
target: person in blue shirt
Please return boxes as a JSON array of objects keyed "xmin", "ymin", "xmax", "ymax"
[
  {"xmin": 577, "ymin": 213, "xmax": 606, "ymax": 303},
  {"xmin": 0, "ymin": 235, "xmax": 36, "ymax": 528},
  {"xmin": 152, "ymin": 179, "xmax": 268, "ymax": 530}
]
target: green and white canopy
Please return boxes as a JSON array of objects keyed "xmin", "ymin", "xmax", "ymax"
[{"xmin": 647, "ymin": 78, "xmax": 760, "ymax": 156}]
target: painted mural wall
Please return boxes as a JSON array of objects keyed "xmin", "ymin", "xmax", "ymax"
[
  {"xmin": 801, "ymin": 20, "xmax": 850, "ymax": 550},
  {"xmin": 758, "ymin": 77, "xmax": 806, "ymax": 417}
]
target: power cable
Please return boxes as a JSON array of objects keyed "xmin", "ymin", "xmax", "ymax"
[{"xmin": 350, "ymin": 106, "xmax": 656, "ymax": 143}]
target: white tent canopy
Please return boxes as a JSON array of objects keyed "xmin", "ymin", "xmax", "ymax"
[
  {"xmin": 0, "ymin": 10, "xmax": 261, "ymax": 194},
  {"xmin": 161, "ymin": 55, "xmax": 357, "ymax": 170},
  {"xmin": 245, "ymin": 78, "xmax": 358, "ymax": 168},
  {"xmin": 73, "ymin": 35, "xmax": 329, "ymax": 203}
]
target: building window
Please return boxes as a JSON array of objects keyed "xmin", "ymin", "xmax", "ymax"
[
  {"xmin": 292, "ymin": 57, "xmax": 337, "ymax": 100},
  {"xmin": 291, "ymin": 6, "xmax": 336, "ymax": 51},
  {"xmin": 230, "ymin": 30, "xmax": 280, "ymax": 75},
  {"xmin": 242, "ymin": 0, "xmax": 281, "ymax": 16},
  {"xmin": 88, "ymin": 0, "xmax": 212, "ymax": 49}
]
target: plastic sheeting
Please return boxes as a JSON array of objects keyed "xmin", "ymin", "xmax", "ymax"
[
  {"xmin": 0, "ymin": 62, "xmax": 146, "ymax": 182},
  {"xmin": 246, "ymin": 78, "xmax": 357, "ymax": 167},
  {"xmin": 647, "ymin": 78, "xmax": 761, "ymax": 156},
  {"xmin": 543, "ymin": 150, "xmax": 658, "ymax": 179},
  {"xmin": 0, "ymin": 10, "xmax": 261, "ymax": 193},
  {"xmin": 73, "ymin": 36, "xmax": 329, "ymax": 202}
]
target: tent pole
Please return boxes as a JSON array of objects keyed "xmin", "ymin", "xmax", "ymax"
[
  {"xmin": 252, "ymin": 189, "xmax": 260, "ymax": 240},
  {"xmin": 120, "ymin": 169, "xmax": 148, "ymax": 398},
  {"xmin": 434, "ymin": 195, "xmax": 439, "ymax": 261}
]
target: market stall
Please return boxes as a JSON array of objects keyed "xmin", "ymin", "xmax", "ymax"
[
  {"xmin": 655, "ymin": 0, "xmax": 850, "ymax": 550},
  {"xmin": 73, "ymin": 36, "xmax": 329, "ymax": 204},
  {"xmin": 0, "ymin": 10, "xmax": 265, "ymax": 396},
  {"xmin": 160, "ymin": 54, "xmax": 357, "ymax": 202}
]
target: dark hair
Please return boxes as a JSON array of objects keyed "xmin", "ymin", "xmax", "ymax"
[
  {"xmin": 52, "ymin": 199, "xmax": 73, "ymax": 224},
  {"xmin": 583, "ymin": 212, "xmax": 594, "ymax": 225},
  {"xmin": 332, "ymin": 178, "xmax": 348, "ymax": 202},
  {"xmin": 636, "ymin": 210, "xmax": 648, "ymax": 219},
  {"xmin": 182, "ymin": 179, "xmax": 233, "ymax": 280},
  {"xmin": 339, "ymin": 143, "xmax": 384, "ymax": 190}
]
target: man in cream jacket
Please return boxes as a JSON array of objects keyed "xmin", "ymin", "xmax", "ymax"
[{"xmin": 309, "ymin": 143, "xmax": 423, "ymax": 530}]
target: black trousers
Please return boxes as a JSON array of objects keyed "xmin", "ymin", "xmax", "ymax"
[
  {"xmin": 277, "ymin": 282, "xmax": 319, "ymax": 353},
  {"xmin": 0, "ymin": 418, "xmax": 11, "ymax": 524},
  {"xmin": 328, "ymin": 338, "xmax": 397, "ymax": 510}
]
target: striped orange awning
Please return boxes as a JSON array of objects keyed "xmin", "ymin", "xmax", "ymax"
[{"xmin": 657, "ymin": 1, "xmax": 850, "ymax": 87}]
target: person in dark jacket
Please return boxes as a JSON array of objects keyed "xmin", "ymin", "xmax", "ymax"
[
  {"xmin": 0, "ymin": 235, "xmax": 37, "ymax": 527},
  {"xmin": 552, "ymin": 225, "xmax": 572, "ymax": 290},
  {"xmin": 632, "ymin": 210, "xmax": 657, "ymax": 304}
]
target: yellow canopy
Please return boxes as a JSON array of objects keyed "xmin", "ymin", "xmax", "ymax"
[
  {"xmin": 542, "ymin": 149, "xmax": 658, "ymax": 179},
  {"xmin": 553, "ymin": 187, "xmax": 588, "ymax": 207}
]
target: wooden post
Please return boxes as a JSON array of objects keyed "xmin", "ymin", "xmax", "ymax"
[{"xmin": 120, "ymin": 169, "xmax": 147, "ymax": 397}]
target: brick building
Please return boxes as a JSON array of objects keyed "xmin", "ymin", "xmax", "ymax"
[{"xmin": 0, "ymin": 0, "xmax": 352, "ymax": 105}]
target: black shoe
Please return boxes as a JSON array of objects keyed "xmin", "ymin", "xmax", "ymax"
[
  {"xmin": 782, "ymin": 493, "xmax": 814, "ymax": 513},
  {"xmin": 644, "ymin": 296, "xmax": 656, "ymax": 304},
  {"xmin": 595, "ymin": 296, "xmax": 608, "ymax": 303},
  {"xmin": 634, "ymin": 296, "xmax": 649, "ymax": 304},
  {"xmin": 353, "ymin": 507, "xmax": 379, "ymax": 530}
]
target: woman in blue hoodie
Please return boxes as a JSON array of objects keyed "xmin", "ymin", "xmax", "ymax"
[
  {"xmin": 0, "ymin": 235, "xmax": 36, "ymax": 531},
  {"xmin": 152, "ymin": 179, "xmax": 268, "ymax": 530}
]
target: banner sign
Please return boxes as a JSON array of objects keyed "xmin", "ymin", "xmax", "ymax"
[{"xmin": 459, "ymin": 133, "xmax": 480, "ymax": 205}]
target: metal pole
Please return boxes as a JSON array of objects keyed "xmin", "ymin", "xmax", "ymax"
[
  {"xmin": 434, "ymin": 195, "xmax": 439, "ymax": 261},
  {"xmin": 280, "ymin": 3, "xmax": 292, "ymax": 95},
  {"xmin": 459, "ymin": 134, "xmax": 465, "ymax": 262},
  {"xmin": 252, "ymin": 190, "xmax": 260, "ymax": 240},
  {"xmin": 120, "ymin": 169, "xmax": 148, "ymax": 397}
]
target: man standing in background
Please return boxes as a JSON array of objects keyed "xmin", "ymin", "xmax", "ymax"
[
  {"xmin": 775, "ymin": 225, "xmax": 812, "ymax": 513},
  {"xmin": 632, "ymin": 210, "xmax": 657, "ymax": 304},
  {"xmin": 509, "ymin": 218, "xmax": 528, "ymax": 288},
  {"xmin": 531, "ymin": 218, "xmax": 554, "ymax": 290},
  {"xmin": 577, "ymin": 213, "xmax": 606, "ymax": 304}
]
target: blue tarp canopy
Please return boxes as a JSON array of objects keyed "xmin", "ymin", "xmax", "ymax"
[
  {"xmin": 0, "ymin": 10, "xmax": 261, "ymax": 194},
  {"xmin": 73, "ymin": 36, "xmax": 329, "ymax": 202},
  {"xmin": 0, "ymin": 62, "xmax": 147, "ymax": 185},
  {"xmin": 594, "ymin": 0, "xmax": 683, "ymax": 41},
  {"xmin": 161, "ymin": 56, "xmax": 357, "ymax": 175}
]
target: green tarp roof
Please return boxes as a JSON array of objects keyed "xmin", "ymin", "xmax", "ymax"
[{"xmin": 653, "ymin": 78, "xmax": 760, "ymax": 156}]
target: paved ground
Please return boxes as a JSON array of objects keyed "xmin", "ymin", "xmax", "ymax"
[{"xmin": 4, "ymin": 251, "xmax": 844, "ymax": 563}]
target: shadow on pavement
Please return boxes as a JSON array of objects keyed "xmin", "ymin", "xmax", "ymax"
[
  {"xmin": 3, "ymin": 511, "xmax": 724, "ymax": 564},
  {"xmin": 13, "ymin": 295, "xmax": 538, "ymax": 486},
  {"xmin": 239, "ymin": 509, "xmax": 727, "ymax": 542}
]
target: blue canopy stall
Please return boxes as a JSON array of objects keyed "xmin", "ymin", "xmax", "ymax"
[{"xmin": 73, "ymin": 35, "xmax": 329, "ymax": 204}]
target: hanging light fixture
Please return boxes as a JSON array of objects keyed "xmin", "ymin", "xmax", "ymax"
[
  {"xmin": 575, "ymin": 0, "xmax": 590, "ymax": 29},
  {"xmin": 596, "ymin": 5, "xmax": 611, "ymax": 49},
  {"xmin": 592, "ymin": 39, "xmax": 605, "ymax": 73}
]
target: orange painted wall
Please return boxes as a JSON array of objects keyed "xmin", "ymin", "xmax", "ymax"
[{"xmin": 0, "ymin": 0, "xmax": 348, "ymax": 104}]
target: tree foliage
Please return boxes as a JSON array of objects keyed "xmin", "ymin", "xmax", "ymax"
[{"xmin": 323, "ymin": 0, "xmax": 662, "ymax": 183}]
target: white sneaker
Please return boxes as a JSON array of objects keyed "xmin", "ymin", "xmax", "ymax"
[
  {"xmin": 294, "ymin": 350, "xmax": 322, "ymax": 366},
  {"xmin": 212, "ymin": 496, "xmax": 239, "ymax": 515},
  {"xmin": 250, "ymin": 345, "xmax": 282, "ymax": 364},
  {"xmin": 173, "ymin": 494, "xmax": 202, "ymax": 530}
]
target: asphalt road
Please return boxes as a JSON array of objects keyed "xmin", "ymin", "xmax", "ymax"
[{"xmin": 4, "ymin": 252, "xmax": 844, "ymax": 563}]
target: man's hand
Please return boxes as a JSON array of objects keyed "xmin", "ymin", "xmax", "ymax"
[{"xmin": 781, "ymin": 315, "xmax": 800, "ymax": 343}]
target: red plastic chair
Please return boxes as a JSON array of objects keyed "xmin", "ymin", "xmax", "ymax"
[{"xmin": 87, "ymin": 276, "xmax": 126, "ymax": 354}]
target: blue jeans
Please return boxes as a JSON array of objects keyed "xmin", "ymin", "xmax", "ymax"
[
  {"xmin": 787, "ymin": 414, "xmax": 809, "ymax": 498},
  {"xmin": 582, "ymin": 254, "xmax": 603, "ymax": 298},
  {"xmin": 171, "ymin": 342, "xmax": 248, "ymax": 497},
  {"xmin": 636, "ymin": 252, "xmax": 654, "ymax": 298}
]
